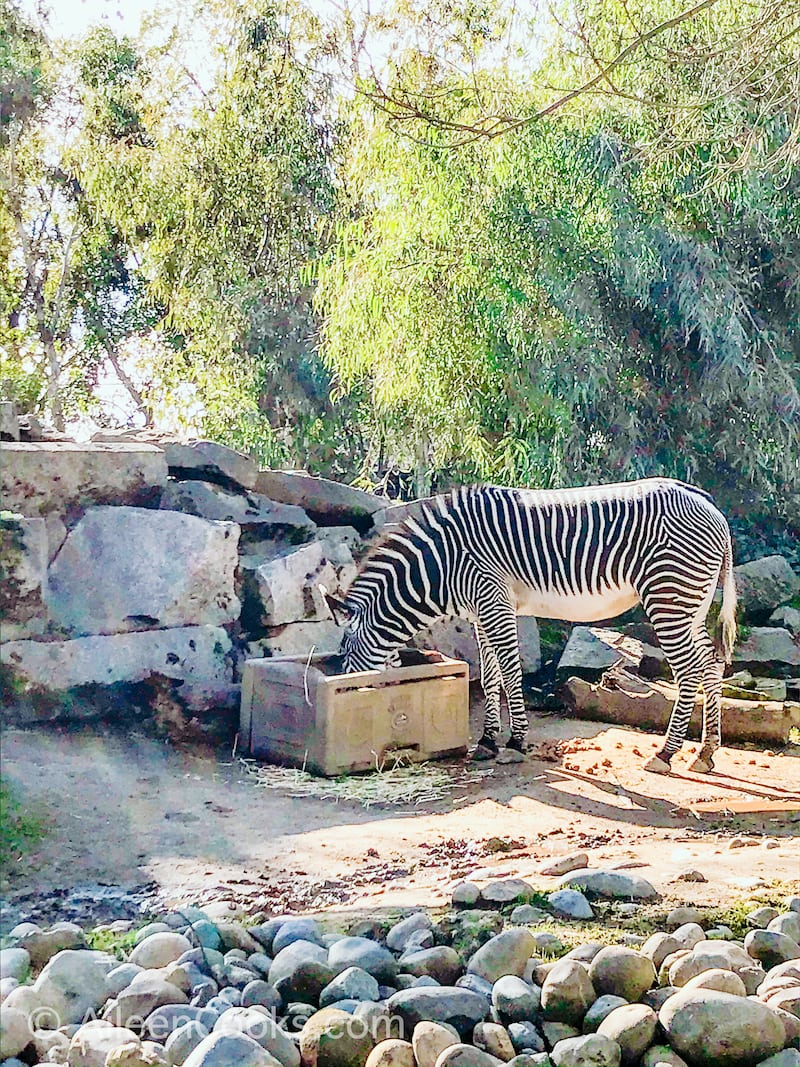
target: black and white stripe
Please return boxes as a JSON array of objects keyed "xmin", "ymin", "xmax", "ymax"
[{"xmin": 341, "ymin": 478, "xmax": 737, "ymax": 769}]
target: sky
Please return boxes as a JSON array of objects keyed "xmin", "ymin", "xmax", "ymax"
[{"xmin": 30, "ymin": 0, "xmax": 156, "ymax": 37}]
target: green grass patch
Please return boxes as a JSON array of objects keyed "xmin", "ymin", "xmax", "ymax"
[
  {"xmin": 85, "ymin": 927, "xmax": 139, "ymax": 960},
  {"xmin": 0, "ymin": 780, "xmax": 47, "ymax": 869}
]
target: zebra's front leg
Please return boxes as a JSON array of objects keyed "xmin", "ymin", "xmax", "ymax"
[
  {"xmin": 484, "ymin": 611, "xmax": 529, "ymax": 755},
  {"xmin": 472, "ymin": 621, "xmax": 502, "ymax": 760}
]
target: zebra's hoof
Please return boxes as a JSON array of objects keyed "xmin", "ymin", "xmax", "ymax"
[
  {"xmin": 644, "ymin": 754, "xmax": 672, "ymax": 775},
  {"xmin": 472, "ymin": 736, "xmax": 499, "ymax": 761},
  {"xmin": 687, "ymin": 751, "xmax": 716, "ymax": 773},
  {"xmin": 497, "ymin": 747, "xmax": 527, "ymax": 764}
]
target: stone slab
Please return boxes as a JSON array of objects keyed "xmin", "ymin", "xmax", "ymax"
[
  {"xmin": 732, "ymin": 627, "xmax": 800, "ymax": 677},
  {"xmin": 734, "ymin": 555, "xmax": 800, "ymax": 619},
  {"xmin": 255, "ymin": 470, "xmax": 384, "ymax": 532},
  {"xmin": 163, "ymin": 440, "xmax": 258, "ymax": 491},
  {"xmin": 0, "ymin": 515, "xmax": 48, "ymax": 639},
  {"xmin": 1, "ymin": 442, "xmax": 167, "ymax": 517},
  {"xmin": 47, "ymin": 506, "xmax": 240, "ymax": 636},
  {"xmin": 161, "ymin": 480, "xmax": 315, "ymax": 538},
  {"xmin": 246, "ymin": 621, "xmax": 345, "ymax": 659}
]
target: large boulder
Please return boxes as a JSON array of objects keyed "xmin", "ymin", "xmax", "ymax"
[
  {"xmin": 385, "ymin": 988, "xmax": 489, "ymax": 1038},
  {"xmin": 161, "ymin": 480, "xmax": 315, "ymax": 538},
  {"xmin": 555, "ymin": 870, "xmax": 659, "ymax": 902},
  {"xmin": 732, "ymin": 628, "xmax": 800, "ymax": 677},
  {"xmin": 244, "ymin": 541, "xmax": 349, "ymax": 628},
  {"xmin": 1, "ymin": 442, "xmax": 167, "ymax": 516},
  {"xmin": 468, "ymin": 929, "xmax": 537, "ymax": 984},
  {"xmin": 47, "ymin": 506, "xmax": 239, "ymax": 635},
  {"xmin": 32, "ymin": 949, "xmax": 109, "ymax": 1024},
  {"xmin": 658, "ymin": 988, "xmax": 786, "ymax": 1066},
  {"xmin": 255, "ymin": 470, "xmax": 383, "ymax": 532},
  {"xmin": 163, "ymin": 440, "xmax": 258, "ymax": 491},
  {"xmin": 0, "ymin": 515, "xmax": 48, "ymax": 639},
  {"xmin": 733, "ymin": 556, "xmax": 800, "ymax": 619},
  {"xmin": 2, "ymin": 625, "xmax": 233, "ymax": 718}
]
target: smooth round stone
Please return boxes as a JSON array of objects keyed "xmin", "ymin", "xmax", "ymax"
[
  {"xmin": 640, "ymin": 1046, "xmax": 689, "ymax": 1067},
  {"xmin": 164, "ymin": 1020, "xmax": 209, "ymax": 1066},
  {"xmin": 0, "ymin": 948, "xmax": 30, "ymax": 983},
  {"xmin": 474, "ymin": 1020, "xmax": 515, "ymax": 1060},
  {"xmin": 769, "ymin": 913, "xmax": 800, "ymax": 943},
  {"xmin": 320, "ymin": 966, "xmax": 381, "ymax": 1007},
  {"xmin": 469, "ymin": 929, "xmax": 537, "ymax": 984},
  {"xmin": 550, "ymin": 1033, "xmax": 622, "ymax": 1067},
  {"xmin": 669, "ymin": 941, "xmax": 753, "ymax": 987},
  {"xmin": 68, "ymin": 1022, "xmax": 139, "ymax": 1066},
  {"xmin": 32, "ymin": 949, "xmax": 110, "ymax": 1025},
  {"xmin": 492, "ymin": 975, "xmax": 540, "ymax": 1022},
  {"xmin": 328, "ymin": 937, "xmax": 397, "ymax": 983},
  {"xmin": 436, "ymin": 1043, "xmax": 507, "ymax": 1066},
  {"xmin": 456, "ymin": 974, "xmax": 494, "ymax": 998},
  {"xmin": 582, "ymin": 995, "xmax": 628, "ymax": 1033},
  {"xmin": 241, "ymin": 980, "xmax": 281, "ymax": 1011},
  {"xmin": 135, "ymin": 922, "xmax": 173, "ymax": 944},
  {"xmin": 182, "ymin": 1031, "xmax": 277, "ymax": 1066},
  {"xmin": 511, "ymin": 905, "xmax": 549, "ymax": 925},
  {"xmin": 130, "ymin": 933, "xmax": 193, "ymax": 970},
  {"xmin": 532, "ymin": 932, "xmax": 566, "ymax": 956},
  {"xmin": 353, "ymin": 1002, "xmax": 403, "ymax": 1042},
  {"xmin": 547, "ymin": 890, "xmax": 594, "ymax": 921},
  {"xmin": 507, "ymin": 1021, "xmax": 546, "ymax": 1054},
  {"xmin": 299, "ymin": 1007, "xmax": 376, "ymax": 1066},
  {"xmin": 589, "ymin": 948, "xmax": 655, "ymax": 1002},
  {"xmin": 682, "ymin": 968, "xmax": 746, "ymax": 997},
  {"xmin": 385, "ymin": 987, "xmax": 489, "ymax": 1038},
  {"xmin": 641, "ymin": 933, "xmax": 681, "ymax": 971},
  {"xmin": 747, "ymin": 907, "xmax": 780, "ymax": 929},
  {"xmin": 400, "ymin": 947, "xmax": 462, "ymax": 986},
  {"xmin": 365, "ymin": 1038, "xmax": 416, "ymax": 1066},
  {"xmin": 387, "ymin": 913, "xmax": 434, "ymax": 952},
  {"xmin": 189, "ymin": 921, "xmax": 222, "ymax": 951},
  {"xmin": 178, "ymin": 948, "xmax": 225, "ymax": 973},
  {"xmin": 0, "ymin": 1006, "xmax": 33, "ymax": 1060},
  {"xmin": 411, "ymin": 1021, "xmax": 459, "ymax": 1067},
  {"xmin": 452, "ymin": 883, "xmax": 481, "ymax": 906},
  {"xmin": 0, "ymin": 976, "xmax": 19, "ymax": 1001},
  {"xmin": 540, "ymin": 960, "xmax": 595, "ymax": 1026},
  {"xmin": 272, "ymin": 918, "xmax": 324, "ymax": 954},
  {"xmin": 596, "ymin": 1004, "xmax": 656, "ymax": 1065},
  {"xmin": 671, "ymin": 923, "xmax": 706, "ymax": 949},
  {"xmin": 659, "ymin": 988, "xmax": 785, "ymax": 1067},
  {"xmin": 213, "ymin": 1006, "xmax": 300, "ymax": 1067},
  {"xmin": 744, "ymin": 929, "xmax": 800, "ymax": 969}
]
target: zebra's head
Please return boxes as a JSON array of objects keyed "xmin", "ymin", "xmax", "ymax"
[{"xmin": 323, "ymin": 587, "xmax": 402, "ymax": 673}]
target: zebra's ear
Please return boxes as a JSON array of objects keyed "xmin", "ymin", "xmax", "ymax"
[{"xmin": 320, "ymin": 585, "xmax": 353, "ymax": 626}]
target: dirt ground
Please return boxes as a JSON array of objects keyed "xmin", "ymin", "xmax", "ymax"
[{"xmin": 2, "ymin": 701, "xmax": 799, "ymax": 927}]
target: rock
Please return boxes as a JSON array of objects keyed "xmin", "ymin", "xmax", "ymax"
[
  {"xmin": 247, "ymin": 620, "xmax": 347, "ymax": 660},
  {"xmin": 596, "ymin": 1004, "xmax": 656, "ymax": 1065},
  {"xmin": 581, "ymin": 997, "xmax": 628, "ymax": 1033},
  {"xmin": 365, "ymin": 1039, "xmax": 416, "ymax": 1067},
  {"xmin": 508, "ymin": 1022, "xmax": 546, "ymax": 1053},
  {"xmin": 452, "ymin": 883, "xmax": 481, "ymax": 907},
  {"xmin": 733, "ymin": 556, "xmax": 800, "ymax": 618},
  {"xmin": 1, "ymin": 442, "xmax": 167, "ymax": 517},
  {"xmin": 163, "ymin": 440, "xmax": 258, "ymax": 491},
  {"xmin": 33, "ymin": 949, "xmax": 109, "ymax": 1025},
  {"xmin": 164, "ymin": 1021, "xmax": 209, "ymax": 1066},
  {"xmin": 675, "ymin": 869, "xmax": 706, "ymax": 883},
  {"xmin": 732, "ymin": 628, "xmax": 800, "ymax": 677},
  {"xmin": 254, "ymin": 470, "xmax": 383, "ymax": 532},
  {"xmin": 105, "ymin": 1038, "xmax": 171, "ymax": 1065},
  {"xmin": 245, "ymin": 540, "xmax": 346, "ymax": 627},
  {"xmin": 658, "ymin": 988, "xmax": 786, "ymax": 1066},
  {"xmin": 299, "ymin": 1006, "xmax": 376, "ymax": 1066},
  {"xmin": 547, "ymin": 891, "xmax": 594, "ymax": 921},
  {"xmin": 556, "ymin": 627, "xmax": 627, "ymax": 681},
  {"xmin": 755, "ymin": 1052, "xmax": 800, "ymax": 1067},
  {"xmin": 588, "ymin": 948, "xmax": 655, "ymax": 1001},
  {"xmin": 215, "ymin": 923, "xmax": 262, "ymax": 955},
  {"xmin": 32, "ymin": 1028, "xmax": 70, "ymax": 1060},
  {"xmin": 479, "ymin": 879, "xmax": 535, "ymax": 905},
  {"xmin": 0, "ymin": 948, "xmax": 30, "ymax": 983},
  {"xmin": 0, "ymin": 515, "xmax": 48, "ymax": 639},
  {"xmin": 385, "ymin": 987, "xmax": 489, "ymax": 1037},
  {"xmin": 771, "ymin": 606, "xmax": 800, "ymax": 635},
  {"xmin": 469, "ymin": 929, "xmax": 537, "ymax": 983},
  {"xmin": 540, "ymin": 854, "xmax": 590, "ymax": 878},
  {"xmin": 555, "ymin": 870, "xmax": 659, "ymax": 901},
  {"xmin": 434, "ymin": 1044, "xmax": 504, "ymax": 1067},
  {"xmin": 2, "ymin": 625, "xmax": 234, "ymax": 712},
  {"xmin": 533, "ymin": 933, "xmax": 567, "ymax": 957},
  {"xmin": 640, "ymin": 1048, "xmax": 689, "ymax": 1067},
  {"xmin": 769, "ymin": 914, "xmax": 800, "ymax": 942},
  {"xmin": 549, "ymin": 1033, "xmax": 622, "ymax": 1067},
  {"xmin": 135, "ymin": 922, "xmax": 173, "ymax": 944},
  {"xmin": 160, "ymin": 479, "xmax": 315, "ymax": 538},
  {"xmin": 67, "ymin": 1022, "xmax": 139, "ymax": 1067},
  {"xmin": 413, "ymin": 616, "xmax": 541, "ymax": 679},
  {"xmin": 0, "ymin": 399, "xmax": 19, "ymax": 439},
  {"xmin": 130, "ymin": 933, "xmax": 193, "ymax": 970},
  {"xmin": 411, "ymin": 1021, "xmax": 460, "ymax": 1067},
  {"xmin": 745, "ymin": 930, "xmax": 800, "ymax": 969},
  {"xmin": 668, "ymin": 940, "xmax": 754, "ymax": 986},
  {"xmin": 241, "ymin": 981, "xmax": 281, "ymax": 1011},
  {"xmin": 670, "ymin": 923, "xmax": 706, "ymax": 950},
  {"xmin": 681, "ymin": 968, "xmax": 747, "ymax": 996},
  {"xmin": 492, "ymin": 976, "xmax": 541, "ymax": 1022},
  {"xmin": 474, "ymin": 1020, "xmax": 516, "ymax": 1060},
  {"xmin": 511, "ymin": 906, "xmax": 550, "ymax": 926},
  {"xmin": 399, "ymin": 948, "xmax": 462, "ymax": 986},
  {"xmin": 542, "ymin": 1022, "xmax": 581, "ymax": 1048},
  {"xmin": 106, "ymin": 976, "xmax": 190, "ymax": 1029},
  {"xmin": 328, "ymin": 938, "xmax": 397, "ymax": 984},
  {"xmin": 268, "ymin": 940, "xmax": 333, "ymax": 1001},
  {"xmin": 540, "ymin": 960, "xmax": 596, "ymax": 1026},
  {"xmin": 182, "ymin": 1031, "xmax": 280, "ymax": 1067},
  {"xmin": 640, "ymin": 934, "xmax": 681, "ymax": 971},
  {"xmin": 47, "ymin": 506, "xmax": 239, "ymax": 635},
  {"xmin": 387, "ymin": 914, "xmax": 434, "ymax": 953},
  {"xmin": 666, "ymin": 909, "xmax": 703, "ymax": 932},
  {"xmin": 320, "ymin": 968, "xmax": 381, "ymax": 1008},
  {"xmin": 213, "ymin": 1006, "xmax": 300, "ymax": 1067},
  {"xmin": 0, "ymin": 1006, "xmax": 33, "ymax": 1059}
]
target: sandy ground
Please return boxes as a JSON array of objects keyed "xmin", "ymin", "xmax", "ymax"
[{"xmin": 4, "ymin": 696, "xmax": 799, "ymax": 927}]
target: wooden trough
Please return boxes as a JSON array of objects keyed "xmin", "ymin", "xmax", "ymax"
[
  {"xmin": 561, "ymin": 669, "xmax": 800, "ymax": 744},
  {"xmin": 240, "ymin": 649, "xmax": 470, "ymax": 776}
]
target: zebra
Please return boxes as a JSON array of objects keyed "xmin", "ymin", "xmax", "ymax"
[{"xmin": 331, "ymin": 478, "xmax": 737, "ymax": 775}]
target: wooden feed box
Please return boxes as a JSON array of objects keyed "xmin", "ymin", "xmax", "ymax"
[{"xmin": 240, "ymin": 649, "xmax": 470, "ymax": 776}]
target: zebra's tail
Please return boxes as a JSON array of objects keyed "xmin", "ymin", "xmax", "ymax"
[{"xmin": 717, "ymin": 533, "xmax": 737, "ymax": 664}]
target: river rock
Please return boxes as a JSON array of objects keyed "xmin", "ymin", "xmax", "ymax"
[
  {"xmin": 588, "ymin": 948, "xmax": 655, "ymax": 1001},
  {"xmin": 582, "ymin": 996, "xmax": 628, "ymax": 1033},
  {"xmin": 0, "ymin": 948, "xmax": 30, "ymax": 983},
  {"xmin": 665, "ymin": 909, "xmax": 703, "ymax": 932},
  {"xmin": 68, "ymin": 1022, "xmax": 139, "ymax": 1067},
  {"xmin": 550, "ymin": 1033, "xmax": 622, "ymax": 1067},
  {"xmin": 105, "ymin": 974, "xmax": 190, "ymax": 1027},
  {"xmin": 769, "ymin": 914, "xmax": 800, "ymax": 943},
  {"xmin": 32, "ymin": 949, "xmax": 109, "ymax": 1025},
  {"xmin": 548, "ymin": 891, "xmax": 594, "ymax": 921},
  {"xmin": 469, "ymin": 929, "xmax": 537, "ymax": 983},
  {"xmin": 474, "ymin": 1021, "xmax": 516, "ymax": 1060},
  {"xmin": 452, "ymin": 883, "xmax": 481, "ymax": 906},
  {"xmin": 412, "ymin": 1021, "xmax": 460, "ymax": 1067},
  {"xmin": 669, "ymin": 940, "xmax": 760, "ymax": 986},
  {"xmin": 182, "ymin": 1031, "xmax": 281, "ymax": 1067},
  {"xmin": 507, "ymin": 1022, "xmax": 546, "ymax": 1053},
  {"xmin": 400, "ymin": 947, "xmax": 462, "ymax": 986},
  {"xmin": 130, "ymin": 933, "xmax": 193, "ymax": 970},
  {"xmin": 540, "ymin": 960, "xmax": 596, "ymax": 1025},
  {"xmin": 540, "ymin": 854, "xmax": 590, "ymax": 877},
  {"xmin": 213, "ymin": 1006, "xmax": 300, "ymax": 1067},
  {"xmin": 733, "ymin": 556, "xmax": 800, "ymax": 618},
  {"xmin": 745, "ymin": 929, "xmax": 800, "ymax": 969},
  {"xmin": 640, "ymin": 933, "xmax": 681, "ymax": 971},
  {"xmin": 480, "ymin": 879, "xmax": 536, "ymax": 905},
  {"xmin": 320, "ymin": 967, "xmax": 381, "ymax": 1007},
  {"xmin": 555, "ymin": 869, "xmax": 659, "ymax": 901},
  {"xmin": 164, "ymin": 1020, "xmax": 209, "ymax": 1065},
  {"xmin": 365, "ymin": 1039, "xmax": 416, "ymax": 1067},
  {"xmin": 492, "ymin": 975, "xmax": 541, "ymax": 1022},
  {"xmin": 328, "ymin": 937, "xmax": 397, "ymax": 984},
  {"xmin": 681, "ymin": 967, "xmax": 746, "ymax": 996},
  {"xmin": 0, "ymin": 1006, "xmax": 33, "ymax": 1059},
  {"xmin": 386, "ymin": 987, "xmax": 489, "ymax": 1037},
  {"xmin": 299, "ymin": 1006, "xmax": 376, "ymax": 1066},
  {"xmin": 640, "ymin": 1048, "xmax": 689, "ymax": 1067},
  {"xmin": 670, "ymin": 923, "xmax": 706, "ymax": 950},
  {"xmin": 596, "ymin": 1004, "xmax": 656, "ymax": 1065},
  {"xmin": 748, "ymin": 907, "xmax": 781, "ymax": 929},
  {"xmin": 658, "ymin": 988, "xmax": 786, "ymax": 1066},
  {"xmin": 387, "ymin": 914, "xmax": 434, "ymax": 953},
  {"xmin": 434, "ymin": 1044, "xmax": 504, "ymax": 1066}
]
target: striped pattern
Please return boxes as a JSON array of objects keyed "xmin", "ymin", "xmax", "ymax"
[{"xmin": 342, "ymin": 478, "xmax": 736, "ymax": 765}]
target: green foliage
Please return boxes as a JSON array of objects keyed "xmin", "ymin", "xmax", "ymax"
[{"xmin": 0, "ymin": 780, "xmax": 47, "ymax": 870}]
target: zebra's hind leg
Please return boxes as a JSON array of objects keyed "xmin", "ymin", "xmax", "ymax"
[
  {"xmin": 472, "ymin": 621, "xmax": 502, "ymax": 760},
  {"xmin": 687, "ymin": 636, "xmax": 724, "ymax": 773},
  {"xmin": 642, "ymin": 617, "xmax": 704, "ymax": 774}
]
